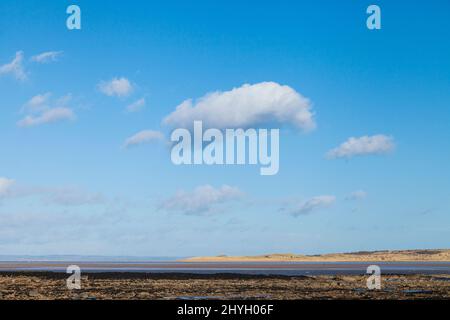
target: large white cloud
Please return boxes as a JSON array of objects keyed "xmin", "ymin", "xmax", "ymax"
[
  {"xmin": 123, "ymin": 130, "xmax": 165, "ymax": 148},
  {"xmin": 163, "ymin": 82, "xmax": 315, "ymax": 131},
  {"xmin": 327, "ymin": 135, "xmax": 395, "ymax": 159},
  {"xmin": 31, "ymin": 51, "xmax": 63, "ymax": 64},
  {"xmin": 288, "ymin": 195, "xmax": 336, "ymax": 217},
  {"xmin": 159, "ymin": 185, "xmax": 243, "ymax": 215},
  {"xmin": 98, "ymin": 77, "xmax": 133, "ymax": 97},
  {"xmin": 0, "ymin": 51, "xmax": 27, "ymax": 81}
]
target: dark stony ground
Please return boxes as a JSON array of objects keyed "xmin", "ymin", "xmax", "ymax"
[{"xmin": 0, "ymin": 272, "xmax": 449, "ymax": 300}]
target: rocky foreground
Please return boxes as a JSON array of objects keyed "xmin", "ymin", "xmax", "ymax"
[{"xmin": 0, "ymin": 273, "xmax": 448, "ymax": 300}]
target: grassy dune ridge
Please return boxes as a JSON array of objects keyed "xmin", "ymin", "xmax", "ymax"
[{"xmin": 182, "ymin": 249, "xmax": 450, "ymax": 262}]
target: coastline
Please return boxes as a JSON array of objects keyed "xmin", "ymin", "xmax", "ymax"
[
  {"xmin": 181, "ymin": 249, "xmax": 450, "ymax": 262},
  {"xmin": 0, "ymin": 249, "xmax": 448, "ymax": 300}
]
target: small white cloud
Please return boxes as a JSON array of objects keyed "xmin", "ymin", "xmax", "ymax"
[
  {"xmin": 18, "ymin": 93, "xmax": 76, "ymax": 128},
  {"xmin": 289, "ymin": 195, "xmax": 336, "ymax": 217},
  {"xmin": 0, "ymin": 177, "xmax": 15, "ymax": 197},
  {"xmin": 18, "ymin": 107, "xmax": 75, "ymax": 127},
  {"xmin": 160, "ymin": 185, "xmax": 243, "ymax": 216},
  {"xmin": 31, "ymin": 51, "xmax": 63, "ymax": 64},
  {"xmin": 123, "ymin": 130, "xmax": 164, "ymax": 148},
  {"xmin": 327, "ymin": 135, "xmax": 395, "ymax": 159},
  {"xmin": 163, "ymin": 82, "xmax": 315, "ymax": 131},
  {"xmin": 346, "ymin": 190, "xmax": 367, "ymax": 200},
  {"xmin": 126, "ymin": 98, "xmax": 146, "ymax": 113},
  {"xmin": 0, "ymin": 51, "xmax": 27, "ymax": 81},
  {"xmin": 98, "ymin": 77, "xmax": 133, "ymax": 97}
]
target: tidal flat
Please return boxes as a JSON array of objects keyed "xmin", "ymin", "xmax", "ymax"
[{"xmin": 0, "ymin": 272, "xmax": 448, "ymax": 300}]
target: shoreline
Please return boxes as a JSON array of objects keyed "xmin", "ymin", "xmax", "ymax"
[{"xmin": 182, "ymin": 249, "xmax": 450, "ymax": 262}]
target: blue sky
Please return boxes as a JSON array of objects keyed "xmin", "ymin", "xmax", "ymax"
[{"xmin": 0, "ymin": 0, "xmax": 449, "ymax": 257}]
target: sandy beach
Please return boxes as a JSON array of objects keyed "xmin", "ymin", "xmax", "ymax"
[{"xmin": 183, "ymin": 249, "xmax": 450, "ymax": 262}]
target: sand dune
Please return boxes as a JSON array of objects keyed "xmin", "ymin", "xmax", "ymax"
[{"xmin": 182, "ymin": 249, "xmax": 450, "ymax": 262}]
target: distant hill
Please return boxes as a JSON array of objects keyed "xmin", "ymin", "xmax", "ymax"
[
  {"xmin": 182, "ymin": 249, "xmax": 450, "ymax": 262},
  {"xmin": 0, "ymin": 255, "xmax": 181, "ymax": 262}
]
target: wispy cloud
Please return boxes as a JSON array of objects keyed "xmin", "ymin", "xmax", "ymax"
[
  {"xmin": 18, "ymin": 93, "xmax": 76, "ymax": 127},
  {"xmin": 43, "ymin": 188, "xmax": 105, "ymax": 206},
  {"xmin": 18, "ymin": 108, "xmax": 75, "ymax": 127},
  {"xmin": 346, "ymin": 190, "xmax": 368, "ymax": 200},
  {"xmin": 98, "ymin": 77, "xmax": 133, "ymax": 97},
  {"xmin": 159, "ymin": 185, "xmax": 243, "ymax": 216},
  {"xmin": 126, "ymin": 98, "xmax": 146, "ymax": 113},
  {"xmin": 22, "ymin": 92, "xmax": 52, "ymax": 113},
  {"xmin": 0, "ymin": 51, "xmax": 27, "ymax": 81},
  {"xmin": 327, "ymin": 135, "xmax": 395, "ymax": 159},
  {"xmin": 163, "ymin": 82, "xmax": 315, "ymax": 131},
  {"xmin": 286, "ymin": 195, "xmax": 336, "ymax": 217},
  {"xmin": 123, "ymin": 130, "xmax": 165, "ymax": 148},
  {"xmin": 0, "ymin": 177, "xmax": 15, "ymax": 198},
  {"xmin": 0, "ymin": 177, "xmax": 106, "ymax": 207},
  {"xmin": 31, "ymin": 51, "xmax": 63, "ymax": 64}
]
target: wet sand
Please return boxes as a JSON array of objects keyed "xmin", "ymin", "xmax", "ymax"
[
  {"xmin": 0, "ymin": 272, "xmax": 449, "ymax": 300},
  {"xmin": 1, "ymin": 261, "xmax": 449, "ymax": 275}
]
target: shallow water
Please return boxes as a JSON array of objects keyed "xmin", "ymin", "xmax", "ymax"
[{"xmin": 0, "ymin": 261, "xmax": 449, "ymax": 275}]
